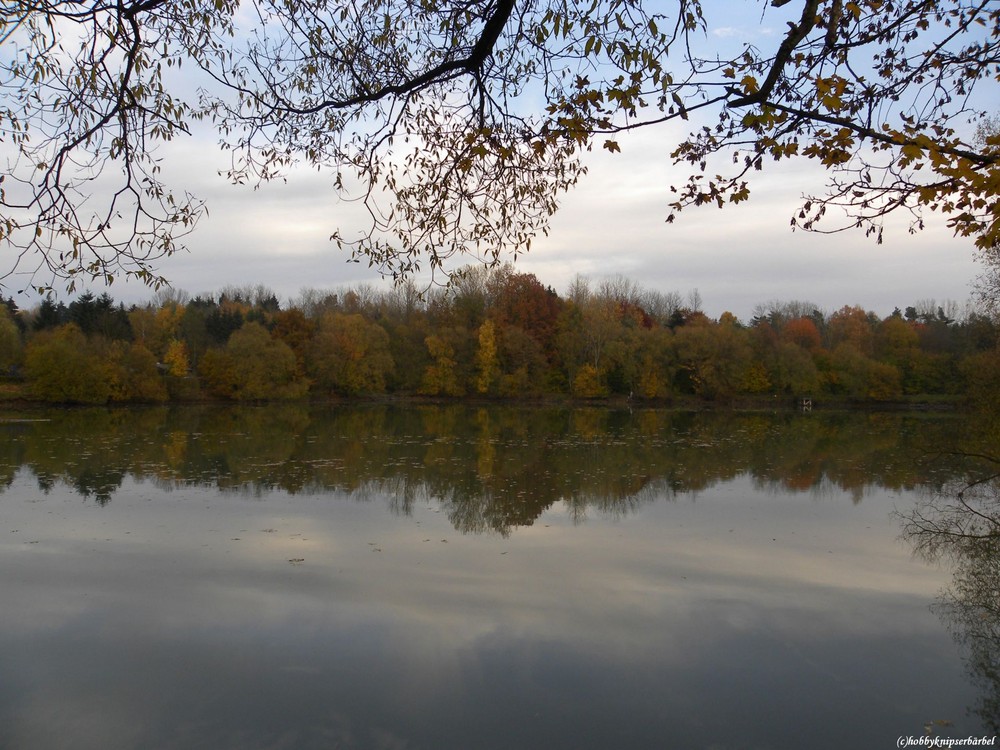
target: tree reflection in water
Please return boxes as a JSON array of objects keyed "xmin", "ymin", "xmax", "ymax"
[
  {"xmin": 2, "ymin": 404, "xmax": 989, "ymax": 750},
  {"xmin": 901, "ymin": 450, "xmax": 1000, "ymax": 733},
  {"xmin": 0, "ymin": 404, "xmax": 973, "ymax": 530}
]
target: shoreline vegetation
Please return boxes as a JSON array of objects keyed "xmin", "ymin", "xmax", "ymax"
[{"xmin": 0, "ymin": 267, "xmax": 997, "ymax": 409}]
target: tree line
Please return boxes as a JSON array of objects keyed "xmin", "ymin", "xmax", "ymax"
[{"xmin": 0, "ymin": 266, "xmax": 998, "ymax": 405}]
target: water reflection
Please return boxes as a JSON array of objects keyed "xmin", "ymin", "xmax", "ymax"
[
  {"xmin": 901, "ymin": 451, "xmax": 1000, "ymax": 733},
  {"xmin": 0, "ymin": 404, "xmax": 989, "ymax": 749},
  {"xmin": 0, "ymin": 404, "xmax": 968, "ymax": 534}
]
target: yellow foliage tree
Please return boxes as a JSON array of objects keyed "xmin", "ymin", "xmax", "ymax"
[
  {"xmin": 572, "ymin": 363, "xmax": 608, "ymax": 399},
  {"xmin": 475, "ymin": 319, "xmax": 500, "ymax": 395},
  {"xmin": 740, "ymin": 361, "xmax": 772, "ymax": 394},
  {"xmin": 421, "ymin": 335, "xmax": 464, "ymax": 396},
  {"xmin": 637, "ymin": 361, "xmax": 667, "ymax": 400},
  {"xmin": 163, "ymin": 339, "xmax": 190, "ymax": 377}
]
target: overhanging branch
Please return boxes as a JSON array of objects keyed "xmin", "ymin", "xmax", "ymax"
[{"xmin": 275, "ymin": 0, "xmax": 516, "ymax": 116}]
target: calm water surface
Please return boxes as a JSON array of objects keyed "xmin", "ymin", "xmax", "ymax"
[{"xmin": 0, "ymin": 405, "xmax": 991, "ymax": 749}]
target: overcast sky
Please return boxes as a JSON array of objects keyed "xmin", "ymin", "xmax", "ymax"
[
  {"xmin": 85, "ymin": 120, "xmax": 980, "ymax": 322},
  {"xmin": 7, "ymin": 4, "xmax": 987, "ymax": 321}
]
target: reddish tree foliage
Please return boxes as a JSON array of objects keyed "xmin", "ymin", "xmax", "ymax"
[
  {"xmin": 782, "ymin": 318, "xmax": 822, "ymax": 352},
  {"xmin": 488, "ymin": 271, "xmax": 563, "ymax": 352}
]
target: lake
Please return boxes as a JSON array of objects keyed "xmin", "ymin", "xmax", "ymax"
[{"xmin": 0, "ymin": 404, "xmax": 994, "ymax": 749}]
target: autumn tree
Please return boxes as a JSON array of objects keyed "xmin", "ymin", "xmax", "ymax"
[
  {"xmin": 495, "ymin": 323, "xmax": 549, "ymax": 396},
  {"xmin": 271, "ymin": 308, "xmax": 317, "ymax": 374},
  {"xmin": 177, "ymin": 302, "xmax": 212, "ymax": 366},
  {"xmin": 826, "ymin": 343, "xmax": 902, "ymax": 399},
  {"xmin": 113, "ymin": 342, "xmax": 168, "ymax": 402},
  {"xmin": 474, "ymin": 319, "xmax": 501, "ymax": 395},
  {"xmin": 147, "ymin": 301, "xmax": 187, "ymax": 358},
  {"xmin": 572, "ymin": 363, "xmax": 609, "ymax": 399},
  {"xmin": 3, "ymin": 1, "xmax": 996, "ymax": 291},
  {"xmin": 565, "ymin": 299, "xmax": 624, "ymax": 380},
  {"xmin": 23, "ymin": 324, "xmax": 114, "ymax": 403},
  {"xmin": 752, "ymin": 300, "xmax": 820, "ymax": 331},
  {"xmin": 961, "ymin": 348, "xmax": 1000, "ymax": 409},
  {"xmin": 163, "ymin": 340, "xmax": 190, "ymax": 377},
  {"xmin": 743, "ymin": 314, "xmax": 818, "ymax": 394},
  {"xmin": 199, "ymin": 322, "xmax": 307, "ymax": 400},
  {"xmin": 765, "ymin": 340, "xmax": 821, "ymax": 395},
  {"xmin": 634, "ymin": 326, "xmax": 676, "ymax": 399},
  {"xmin": 127, "ymin": 306, "xmax": 157, "ymax": 351},
  {"xmin": 877, "ymin": 312, "xmax": 957, "ymax": 394},
  {"xmin": 0, "ymin": 306, "xmax": 22, "ymax": 376},
  {"xmin": 308, "ymin": 312, "xmax": 395, "ymax": 395},
  {"xmin": 487, "ymin": 268, "xmax": 563, "ymax": 355},
  {"xmin": 782, "ymin": 317, "xmax": 823, "ymax": 352},
  {"xmin": 826, "ymin": 305, "xmax": 876, "ymax": 354},
  {"xmin": 673, "ymin": 319, "xmax": 756, "ymax": 400},
  {"xmin": 601, "ymin": 317, "xmax": 645, "ymax": 395},
  {"xmin": 876, "ymin": 311, "xmax": 918, "ymax": 357},
  {"xmin": 421, "ymin": 335, "xmax": 465, "ymax": 397},
  {"xmin": 449, "ymin": 267, "xmax": 490, "ymax": 331}
]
